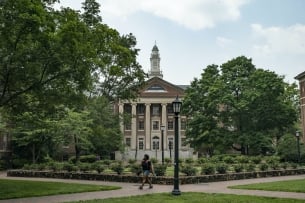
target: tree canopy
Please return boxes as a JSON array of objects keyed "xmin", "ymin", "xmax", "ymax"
[
  {"xmin": 0, "ymin": 0, "xmax": 146, "ymax": 162},
  {"xmin": 183, "ymin": 56, "xmax": 298, "ymax": 156},
  {"xmin": 0, "ymin": 0, "xmax": 146, "ymax": 112}
]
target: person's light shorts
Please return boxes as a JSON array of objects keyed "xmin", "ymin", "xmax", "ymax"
[{"xmin": 143, "ymin": 170, "xmax": 150, "ymax": 176}]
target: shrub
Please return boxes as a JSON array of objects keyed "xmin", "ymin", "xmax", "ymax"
[
  {"xmin": 185, "ymin": 158, "xmax": 194, "ymax": 164},
  {"xmin": 210, "ymin": 155, "xmax": 222, "ymax": 163},
  {"xmin": 23, "ymin": 164, "xmax": 31, "ymax": 170},
  {"xmin": 79, "ymin": 155, "xmax": 97, "ymax": 163},
  {"xmin": 265, "ymin": 156, "xmax": 280, "ymax": 164},
  {"xmin": 130, "ymin": 163, "xmax": 142, "ymax": 175},
  {"xmin": 150, "ymin": 158, "xmax": 158, "ymax": 164},
  {"xmin": 250, "ymin": 156, "xmax": 262, "ymax": 164},
  {"xmin": 236, "ymin": 156, "xmax": 249, "ymax": 164},
  {"xmin": 92, "ymin": 163, "xmax": 105, "ymax": 173},
  {"xmin": 165, "ymin": 158, "xmax": 172, "ymax": 165},
  {"xmin": 79, "ymin": 163, "xmax": 91, "ymax": 172},
  {"xmin": 270, "ymin": 162, "xmax": 280, "ymax": 170},
  {"xmin": 128, "ymin": 159, "xmax": 137, "ymax": 165},
  {"xmin": 154, "ymin": 164, "xmax": 167, "ymax": 176},
  {"xmin": 12, "ymin": 158, "xmax": 29, "ymax": 169},
  {"xmin": 223, "ymin": 156, "xmax": 235, "ymax": 164},
  {"xmin": 245, "ymin": 163, "xmax": 256, "ymax": 172},
  {"xmin": 290, "ymin": 162, "xmax": 298, "ymax": 169},
  {"xmin": 197, "ymin": 157, "xmax": 208, "ymax": 165},
  {"xmin": 201, "ymin": 163, "xmax": 216, "ymax": 175},
  {"xmin": 37, "ymin": 163, "xmax": 47, "ymax": 171},
  {"xmin": 48, "ymin": 162, "xmax": 63, "ymax": 172},
  {"xmin": 181, "ymin": 165, "xmax": 197, "ymax": 176},
  {"xmin": 259, "ymin": 163, "xmax": 269, "ymax": 171},
  {"xmin": 102, "ymin": 159, "xmax": 111, "ymax": 166},
  {"xmin": 233, "ymin": 164, "xmax": 244, "ymax": 173},
  {"xmin": 280, "ymin": 162, "xmax": 288, "ymax": 169},
  {"xmin": 110, "ymin": 163, "xmax": 124, "ymax": 175},
  {"xmin": 63, "ymin": 162, "xmax": 75, "ymax": 172},
  {"xmin": 216, "ymin": 163, "xmax": 228, "ymax": 174}
]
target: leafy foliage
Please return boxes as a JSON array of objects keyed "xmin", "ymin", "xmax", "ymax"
[{"xmin": 183, "ymin": 56, "xmax": 298, "ymax": 156}]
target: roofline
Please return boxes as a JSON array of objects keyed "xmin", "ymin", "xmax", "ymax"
[
  {"xmin": 295, "ymin": 71, "xmax": 305, "ymax": 80},
  {"xmin": 146, "ymin": 77, "xmax": 185, "ymax": 92}
]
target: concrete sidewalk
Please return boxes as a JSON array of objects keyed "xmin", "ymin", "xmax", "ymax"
[{"xmin": 1, "ymin": 171, "xmax": 305, "ymax": 203}]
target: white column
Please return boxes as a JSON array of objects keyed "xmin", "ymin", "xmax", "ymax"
[
  {"xmin": 161, "ymin": 103, "xmax": 167, "ymax": 150},
  {"xmin": 145, "ymin": 103, "xmax": 151, "ymax": 150},
  {"xmin": 118, "ymin": 103, "xmax": 124, "ymax": 134},
  {"xmin": 131, "ymin": 103, "xmax": 137, "ymax": 150}
]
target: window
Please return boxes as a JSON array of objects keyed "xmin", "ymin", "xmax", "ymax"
[
  {"xmin": 124, "ymin": 104, "xmax": 132, "ymax": 114},
  {"xmin": 139, "ymin": 138, "xmax": 144, "ymax": 150},
  {"xmin": 167, "ymin": 120, "xmax": 174, "ymax": 130},
  {"xmin": 137, "ymin": 104, "xmax": 145, "ymax": 115},
  {"xmin": 181, "ymin": 137, "xmax": 187, "ymax": 147},
  {"xmin": 125, "ymin": 122, "xmax": 131, "ymax": 131},
  {"xmin": 152, "ymin": 121, "xmax": 159, "ymax": 130},
  {"xmin": 168, "ymin": 137, "xmax": 173, "ymax": 150},
  {"xmin": 152, "ymin": 104, "xmax": 160, "ymax": 116},
  {"xmin": 167, "ymin": 105, "xmax": 173, "ymax": 114},
  {"xmin": 181, "ymin": 119, "xmax": 186, "ymax": 130},
  {"xmin": 138, "ymin": 120, "xmax": 144, "ymax": 130},
  {"xmin": 152, "ymin": 136, "xmax": 159, "ymax": 150},
  {"xmin": 125, "ymin": 137, "xmax": 131, "ymax": 147}
]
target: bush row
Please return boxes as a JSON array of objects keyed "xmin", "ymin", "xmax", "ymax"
[{"xmin": 20, "ymin": 160, "xmax": 301, "ymax": 177}]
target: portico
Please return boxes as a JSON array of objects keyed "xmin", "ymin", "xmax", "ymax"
[{"xmin": 116, "ymin": 44, "xmax": 194, "ymax": 160}]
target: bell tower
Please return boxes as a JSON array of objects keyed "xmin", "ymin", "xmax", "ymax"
[{"xmin": 149, "ymin": 43, "xmax": 163, "ymax": 79}]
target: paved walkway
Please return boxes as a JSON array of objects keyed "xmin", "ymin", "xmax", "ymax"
[{"xmin": 1, "ymin": 171, "xmax": 305, "ymax": 203}]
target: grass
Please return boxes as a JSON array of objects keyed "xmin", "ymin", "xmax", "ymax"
[
  {"xmin": 0, "ymin": 179, "xmax": 121, "ymax": 200},
  {"xmin": 69, "ymin": 192, "xmax": 305, "ymax": 203},
  {"xmin": 229, "ymin": 179, "xmax": 305, "ymax": 193}
]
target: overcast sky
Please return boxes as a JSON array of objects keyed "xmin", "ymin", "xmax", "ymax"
[{"xmin": 57, "ymin": 0, "xmax": 305, "ymax": 85}]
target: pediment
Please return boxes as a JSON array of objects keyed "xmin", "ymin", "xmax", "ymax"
[{"xmin": 139, "ymin": 77, "xmax": 185, "ymax": 98}]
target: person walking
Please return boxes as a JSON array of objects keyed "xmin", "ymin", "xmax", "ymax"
[{"xmin": 139, "ymin": 154, "xmax": 154, "ymax": 189}]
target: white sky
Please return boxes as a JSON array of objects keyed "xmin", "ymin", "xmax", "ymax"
[{"xmin": 57, "ymin": 0, "xmax": 305, "ymax": 85}]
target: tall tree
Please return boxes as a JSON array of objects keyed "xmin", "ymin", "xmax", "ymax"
[
  {"xmin": 87, "ymin": 96, "xmax": 122, "ymax": 159},
  {"xmin": 0, "ymin": 0, "xmax": 94, "ymax": 110},
  {"xmin": 183, "ymin": 56, "xmax": 298, "ymax": 155},
  {"xmin": 58, "ymin": 108, "xmax": 92, "ymax": 162}
]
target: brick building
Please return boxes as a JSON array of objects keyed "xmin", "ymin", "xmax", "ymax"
[{"xmin": 295, "ymin": 71, "xmax": 305, "ymax": 140}]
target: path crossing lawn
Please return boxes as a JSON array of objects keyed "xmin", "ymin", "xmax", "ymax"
[
  {"xmin": 229, "ymin": 179, "xmax": 305, "ymax": 193},
  {"xmin": 0, "ymin": 179, "xmax": 120, "ymax": 200}
]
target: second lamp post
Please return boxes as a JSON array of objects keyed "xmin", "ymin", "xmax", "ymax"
[
  {"xmin": 172, "ymin": 96, "xmax": 182, "ymax": 195},
  {"xmin": 161, "ymin": 124, "xmax": 165, "ymax": 165}
]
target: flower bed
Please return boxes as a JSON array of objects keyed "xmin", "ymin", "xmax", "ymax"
[{"xmin": 7, "ymin": 168, "xmax": 305, "ymax": 185}]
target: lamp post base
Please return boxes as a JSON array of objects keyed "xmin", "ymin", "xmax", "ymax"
[{"xmin": 172, "ymin": 189, "xmax": 181, "ymax": 196}]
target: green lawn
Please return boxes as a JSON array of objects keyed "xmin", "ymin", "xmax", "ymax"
[
  {"xmin": 229, "ymin": 179, "xmax": 305, "ymax": 193},
  {"xmin": 0, "ymin": 179, "xmax": 121, "ymax": 200},
  {"xmin": 69, "ymin": 192, "xmax": 305, "ymax": 203}
]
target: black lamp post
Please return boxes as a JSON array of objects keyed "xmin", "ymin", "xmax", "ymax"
[
  {"xmin": 172, "ymin": 96, "xmax": 182, "ymax": 196},
  {"xmin": 169, "ymin": 141, "xmax": 172, "ymax": 160},
  {"xmin": 296, "ymin": 130, "xmax": 301, "ymax": 163},
  {"xmin": 161, "ymin": 124, "xmax": 165, "ymax": 165}
]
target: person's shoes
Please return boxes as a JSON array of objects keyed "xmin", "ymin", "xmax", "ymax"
[
  {"xmin": 149, "ymin": 185, "xmax": 153, "ymax": 189},
  {"xmin": 139, "ymin": 186, "xmax": 143, "ymax": 190}
]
